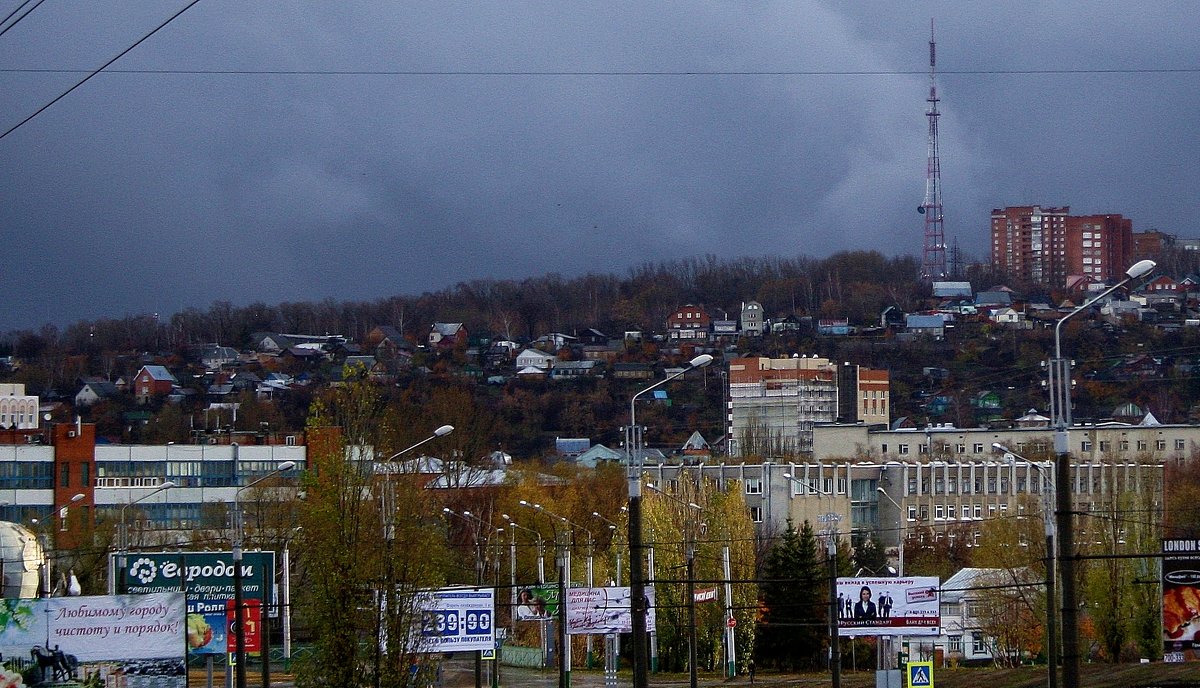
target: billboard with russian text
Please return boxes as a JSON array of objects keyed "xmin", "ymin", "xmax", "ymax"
[
  {"xmin": 0, "ymin": 592, "xmax": 185, "ymax": 686},
  {"xmin": 835, "ymin": 576, "xmax": 940, "ymax": 636},
  {"xmin": 563, "ymin": 586, "xmax": 657, "ymax": 634}
]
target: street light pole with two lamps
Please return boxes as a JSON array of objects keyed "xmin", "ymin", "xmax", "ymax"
[
  {"xmin": 113, "ymin": 481, "xmax": 176, "ymax": 594},
  {"xmin": 232, "ymin": 460, "xmax": 296, "ymax": 688},
  {"xmin": 994, "ymin": 443, "xmax": 1056, "ymax": 688},
  {"xmin": 1049, "ymin": 258, "xmax": 1154, "ymax": 688},
  {"xmin": 627, "ymin": 353, "xmax": 713, "ymax": 688}
]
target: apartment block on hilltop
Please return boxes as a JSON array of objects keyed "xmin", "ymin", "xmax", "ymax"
[{"xmin": 991, "ymin": 205, "xmax": 1136, "ymax": 287}]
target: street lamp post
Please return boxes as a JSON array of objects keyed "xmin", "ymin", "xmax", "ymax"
[
  {"xmin": 646, "ymin": 484, "xmax": 703, "ymax": 688},
  {"xmin": 376, "ymin": 425, "xmax": 453, "ymax": 688},
  {"xmin": 995, "ymin": 443, "xmax": 1056, "ymax": 688},
  {"xmin": 519, "ymin": 501, "xmax": 575, "ymax": 688},
  {"xmin": 875, "ymin": 487, "xmax": 906, "ymax": 672},
  {"xmin": 232, "ymin": 460, "xmax": 296, "ymax": 688},
  {"xmin": 628, "ymin": 354, "xmax": 713, "ymax": 688},
  {"xmin": 1050, "ymin": 259, "xmax": 1154, "ymax": 688},
  {"xmin": 114, "ymin": 481, "xmax": 176, "ymax": 594}
]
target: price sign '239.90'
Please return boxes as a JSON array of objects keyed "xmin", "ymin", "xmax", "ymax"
[
  {"xmin": 422, "ymin": 608, "xmax": 492, "ymax": 637},
  {"xmin": 414, "ymin": 587, "xmax": 495, "ymax": 653}
]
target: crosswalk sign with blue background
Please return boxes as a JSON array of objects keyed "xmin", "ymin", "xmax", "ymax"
[{"xmin": 907, "ymin": 660, "xmax": 933, "ymax": 687}]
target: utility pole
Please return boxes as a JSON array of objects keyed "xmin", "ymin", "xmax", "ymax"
[{"xmin": 820, "ymin": 513, "xmax": 842, "ymax": 688}]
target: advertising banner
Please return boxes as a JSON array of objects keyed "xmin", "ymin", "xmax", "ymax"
[
  {"xmin": 416, "ymin": 587, "xmax": 495, "ymax": 653},
  {"xmin": 0, "ymin": 592, "xmax": 185, "ymax": 686},
  {"xmin": 1162, "ymin": 538, "xmax": 1200, "ymax": 661},
  {"xmin": 835, "ymin": 576, "xmax": 940, "ymax": 636},
  {"xmin": 563, "ymin": 586, "xmax": 657, "ymax": 635},
  {"xmin": 515, "ymin": 584, "xmax": 559, "ymax": 621},
  {"xmin": 118, "ymin": 550, "xmax": 276, "ymax": 657}
]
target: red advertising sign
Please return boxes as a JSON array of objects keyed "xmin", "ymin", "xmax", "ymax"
[{"xmin": 226, "ymin": 599, "xmax": 262, "ymax": 653}]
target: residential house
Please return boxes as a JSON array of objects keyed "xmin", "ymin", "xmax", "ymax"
[
  {"xmin": 132, "ymin": 366, "xmax": 177, "ymax": 403},
  {"xmin": 740, "ymin": 301, "xmax": 764, "ymax": 337},
  {"xmin": 428, "ymin": 323, "xmax": 468, "ymax": 350},
  {"xmin": 711, "ymin": 320, "xmax": 739, "ymax": 340},
  {"xmin": 905, "ymin": 314, "xmax": 946, "ymax": 339},
  {"xmin": 576, "ymin": 328, "xmax": 609, "ymax": 346},
  {"xmin": 990, "ymin": 307, "xmax": 1027, "ymax": 327},
  {"xmin": 975, "ymin": 291, "xmax": 1013, "ymax": 309},
  {"xmin": 932, "ymin": 282, "xmax": 972, "ymax": 299},
  {"xmin": 612, "ymin": 363, "xmax": 654, "ymax": 380},
  {"xmin": 550, "ymin": 360, "xmax": 601, "ymax": 379},
  {"xmin": 575, "ymin": 444, "xmax": 625, "ymax": 469},
  {"xmin": 536, "ymin": 333, "xmax": 577, "ymax": 350},
  {"xmin": 75, "ymin": 381, "xmax": 119, "ymax": 407},
  {"xmin": 937, "ymin": 567, "xmax": 1035, "ymax": 667},
  {"xmin": 667, "ymin": 304, "xmax": 711, "ymax": 342},
  {"xmin": 817, "ymin": 319, "xmax": 851, "ymax": 336},
  {"xmin": 556, "ymin": 438, "xmax": 591, "ymax": 460},
  {"xmin": 516, "ymin": 349, "xmax": 556, "ymax": 371},
  {"xmin": 199, "ymin": 345, "xmax": 239, "ymax": 370}
]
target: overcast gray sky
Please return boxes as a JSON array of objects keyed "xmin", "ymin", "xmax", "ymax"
[{"xmin": 1, "ymin": 1, "xmax": 1197, "ymax": 330}]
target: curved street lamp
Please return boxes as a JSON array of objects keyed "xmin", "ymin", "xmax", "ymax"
[
  {"xmin": 232, "ymin": 461, "xmax": 296, "ymax": 688},
  {"xmin": 1049, "ymin": 259, "xmax": 1153, "ymax": 688},
  {"xmin": 627, "ymin": 353, "xmax": 713, "ymax": 688},
  {"xmin": 115, "ymin": 481, "xmax": 176, "ymax": 594}
]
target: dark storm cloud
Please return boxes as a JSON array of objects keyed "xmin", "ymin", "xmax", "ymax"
[{"xmin": 0, "ymin": 1, "xmax": 1197, "ymax": 329}]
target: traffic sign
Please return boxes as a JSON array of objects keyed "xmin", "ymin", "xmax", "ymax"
[
  {"xmin": 907, "ymin": 660, "xmax": 933, "ymax": 687},
  {"xmin": 726, "ymin": 617, "xmax": 736, "ymax": 628}
]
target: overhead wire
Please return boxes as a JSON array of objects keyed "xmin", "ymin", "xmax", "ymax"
[
  {"xmin": 0, "ymin": 0, "xmax": 203, "ymax": 142},
  {"xmin": 0, "ymin": 0, "xmax": 42, "ymax": 37}
]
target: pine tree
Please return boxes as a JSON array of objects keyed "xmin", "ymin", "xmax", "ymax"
[{"xmin": 756, "ymin": 520, "xmax": 826, "ymax": 671}]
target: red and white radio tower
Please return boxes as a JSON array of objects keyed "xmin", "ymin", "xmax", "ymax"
[{"xmin": 919, "ymin": 20, "xmax": 946, "ymax": 280}]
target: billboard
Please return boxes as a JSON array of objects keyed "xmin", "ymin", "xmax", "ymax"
[
  {"xmin": 835, "ymin": 576, "xmax": 940, "ymax": 636},
  {"xmin": 117, "ymin": 550, "xmax": 277, "ymax": 657},
  {"xmin": 515, "ymin": 584, "xmax": 559, "ymax": 621},
  {"xmin": 1162, "ymin": 538, "xmax": 1200, "ymax": 661},
  {"xmin": 563, "ymin": 586, "xmax": 657, "ymax": 635},
  {"xmin": 0, "ymin": 592, "xmax": 186, "ymax": 686},
  {"xmin": 416, "ymin": 587, "xmax": 495, "ymax": 653}
]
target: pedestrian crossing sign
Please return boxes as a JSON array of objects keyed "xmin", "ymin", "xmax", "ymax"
[{"xmin": 907, "ymin": 660, "xmax": 933, "ymax": 687}]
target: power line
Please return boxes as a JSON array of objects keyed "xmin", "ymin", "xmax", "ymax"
[
  {"xmin": 1, "ymin": 67, "xmax": 1199, "ymax": 77},
  {"xmin": 0, "ymin": 0, "xmax": 44, "ymax": 38},
  {"xmin": 0, "ymin": 0, "xmax": 203, "ymax": 142}
]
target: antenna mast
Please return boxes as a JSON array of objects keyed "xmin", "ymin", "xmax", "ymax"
[{"xmin": 919, "ymin": 19, "xmax": 947, "ymax": 280}]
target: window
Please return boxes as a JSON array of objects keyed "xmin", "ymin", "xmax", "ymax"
[
  {"xmin": 1081, "ymin": 441, "xmax": 1093, "ymax": 452},
  {"xmin": 749, "ymin": 506, "xmax": 763, "ymax": 523},
  {"xmin": 935, "ymin": 504, "xmax": 944, "ymax": 520},
  {"xmin": 1157, "ymin": 440, "xmax": 1167, "ymax": 451},
  {"xmin": 988, "ymin": 504, "xmax": 997, "ymax": 517},
  {"xmin": 973, "ymin": 443, "xmax": 984, "ymax": 453},
  {"xmin": 1099, "ymin": 441, "xmax": 1110, "ymax": 452},
  {"xmin": 972, "ymin": 632, "xmax": 986, "ymax": 654},
  {"xmin": 745, "ymin": 478, "xmax": 762, "ymax": 495},
  {"xmin": 1176, "ymin": 439, "xmax": 1187, "ymax": 451},
  {"xmin": 947, "ymin": 504, "xmax": 957, "ymax": 520},
  {"xmin": 60, "ymin": 464, "xmax": 70, "ymax": 488},
  {"xmin": 907, "ymin": 506, "xmax": 918, "ymax": 521},
  {"xmin": 899, "ymin": 444, "xmax": 910, "ymax": 455},
  {"xmin": 948, "ymin": 478, "xmax": 957, "ymax": 495},
  {"xmin": 1137, "ymin": 440, "xmax": 1147, "ymax": 451},
  {"xmin": 80, "ymin": 463, "xmax": 90, "ymax": 488},
  {"xmin": 956, "ymin": 443, "xmax": 966, "ymax": 454},
  {"xmin": 881, "ymin": 443, "xmax": 888, "ymax": 454},
  {"xmin": 949, "ymin": 635, "xmax": 963, "ymax": 654}
]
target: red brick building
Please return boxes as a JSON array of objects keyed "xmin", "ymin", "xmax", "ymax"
[{"xmin": 992, "ymin": 206, "xmax": 1135, "ymax": 287}]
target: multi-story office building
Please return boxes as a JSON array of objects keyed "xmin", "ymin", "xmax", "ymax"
[
  {"xmin": 726, "ymin": 356, "xmax": 889, "ymax": 458},
  {"xmin": 0, "ymin": 422, "xmax": 305, "ymax": 552}
]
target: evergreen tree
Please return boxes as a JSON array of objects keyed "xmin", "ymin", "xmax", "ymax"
[{"xmin": 756, "ymin": 520, "xmax": 826, "ymax": 670}]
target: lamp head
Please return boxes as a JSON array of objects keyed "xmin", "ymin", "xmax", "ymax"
[
  {"xmin": 688, "ymin": 354, "xmax": 714, "ymax": 369},
  {"xmin": 1125, "ymin": 259, "xmax": 1156, "ymax": 280},
  {"xmin": 875, "ymin": 487, "xmax": 886, "ymax": 494},
  {"xmin": 161, "ymin": 481, "xmax": 176, "ymax": 490},
  {"xmin": 70, "ymin": 493, "xmax": 85, "ymax": 503},
  {"xmin": 278, "ymin": 461, "xmax": 297, "ymax": 471},
  {"xmin": 435, "ymin": 424, "xmax": 454, "ymax": 437}
]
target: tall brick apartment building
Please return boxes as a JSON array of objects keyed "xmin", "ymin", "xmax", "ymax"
[{"xmin": 991, "ymin": 205, "xmax": 1134, "ymax": 287}]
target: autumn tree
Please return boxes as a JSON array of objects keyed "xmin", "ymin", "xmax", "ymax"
[{"xmin": 295, "ymin": 371, "xmax": 450, "ymax": 688}]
